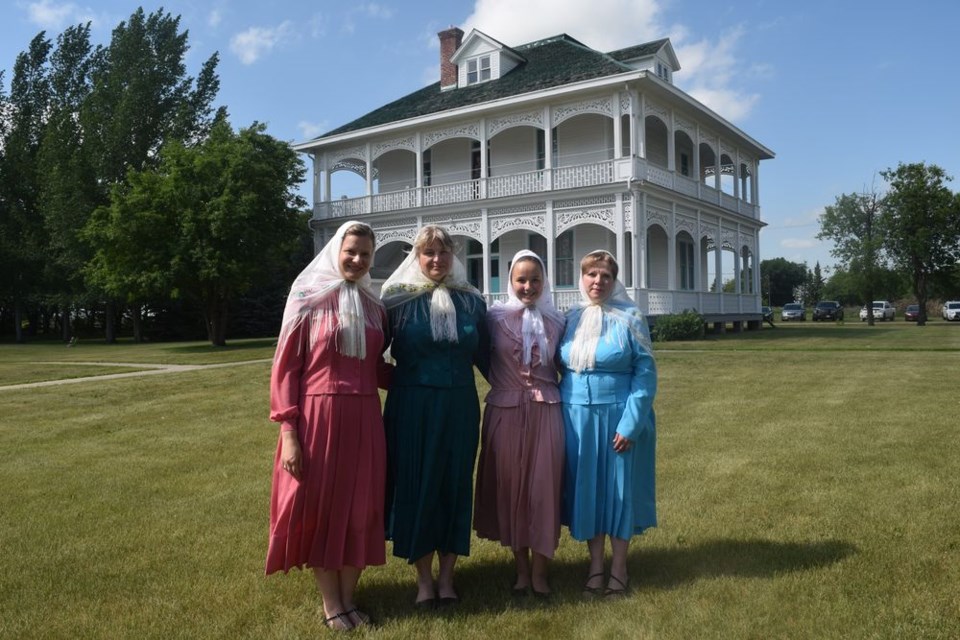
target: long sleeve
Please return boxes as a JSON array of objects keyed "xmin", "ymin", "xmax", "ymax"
[
  {"xmin": 269, "ymin": 322, "xmax": 305, "ymax": 433},
  {"xmin": 615, "ymin": 320, "xmax": 657, "ymax": 441}
]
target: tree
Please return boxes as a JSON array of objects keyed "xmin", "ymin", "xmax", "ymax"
[
  {"xmin": 880, "ymin": 163, "xmax": 960, "ymax": 325},
  {"xmin": 817, "ymin": 190, "xmax": 886, "ymax": 325},
  {"xmin": 759, "ymin": 257, "xmax": 807, "ymax": 306},
  {"xmin": 86, "ymin": 118, "xmax": 305, "ymax": 346},
  {"xmin": 0, "ymin": 33, "xmax": 52, "ymax": 341},
  {"xmin": 37, "ymin": 24, "xmax": 96, "ymax": 340},
  {"xmin": 80, "ymin": 8, "xmax": 221, "ymax": 341}
]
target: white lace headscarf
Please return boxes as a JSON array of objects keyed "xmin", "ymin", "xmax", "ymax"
[
  {"xmin": 487, "ymin": 250, "xmax": 564, "ymax": 366},
  {"xmin": 275, "ymin": 220, "xmax": 382, "ymax": 360},
  {"xmin": 380, "ymin": 225, "xmax": 482, "ymax": 343},
  {"xmin": 567, "ymin": 250, "xmax": 653, "ymax": 373}
]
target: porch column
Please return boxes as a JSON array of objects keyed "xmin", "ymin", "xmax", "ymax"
[
  {"xmin": 479, "ymin": 119, "xmax": 488, "ymax": 199},
  {"xmin": 694, "ymin": 126, "xmax": 701, "ymax": 199},
  {"xmin": 714, "ymin": 230, "xmax": 722, "ymax": 294},
  {"xmin": 667, "ymin": 110, "xmax": 676, "ymax": 173},
  {"xmin": 694, "ymin": 211, "xmax": 702, "ymax": 291},
  {"xmin": 754, "ymin": 162, "xmax": 761, "ymax": 207},
  {"xmin": 322, "ymin": 154, "xmax": 331, "ymax": 204},
  {"xmin": 714, "ymin": 136, "xmax": 721, "ymax": 192},
  {"xmin": 415, "ymin": 132, "xmax": 423, "ymax": 207},
  {"xmin": 613, "ymin": 91, "xmax": 623, "ymax": 159},
  {"xmin": 365, "ymin": 142, "xmax": 373, "ymax": 214},
  {"xmin": 753, "ymin": 242, "xmax": 761, "ymax": 297},
  {"xmin": 543, "ymin": 106, "xmax": 553, "ymax": 191},
  {"xmin": 639, "ymin": 192, "xmax": 648, "ymax": 289},
  {"xmin": 615, "ymin": 193, "xmax": 625, "ymax": 272},
  {"xmin": 546, "ymin": 201, "xmax": 556, "ymax": 295},
  {"xmin": 734, "ymin": 225, "xmax": 742, "ymax": 294},
  {"xmin": 312, "ymin": 154, "xmax": 321, "ymax": 204},
  {"xmin": 629, "ymin": 91, "xmax": 639, "ymax": 157},
  {"xmin": 667, "ymin": 204, "xmax": 677, "ymax": 290},
  {"xmin": 481, "ymin": 209, "xmax": 491, "ymax": 296},
  {"xmin": 733, "ymin": 149, "xmax": 741, "ymax": 202},
  {"xmin": 637, "ymin": 93, "xmax": 646, "ymax": 159}
]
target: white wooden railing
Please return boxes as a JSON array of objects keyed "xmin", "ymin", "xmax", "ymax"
[{"xmin": 316, "ymin": 157, "xmax": 758, "ymax": 220}]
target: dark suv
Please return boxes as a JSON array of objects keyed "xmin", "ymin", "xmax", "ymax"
[{"xmin": 813, "ymin": 300, "xmax": 844, "ymax": 321}]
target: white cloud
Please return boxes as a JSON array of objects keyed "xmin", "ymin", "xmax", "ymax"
[
  {"xmin": 208, "ymin": 9, "xmax": 223, "ymax": 28},
  {"xmin": 362, "ymin": 3, "xmax": 395, "ymax": 19},
  {"xmin": 781, "ymin": 238, "xmax": 817, "ymax": 250},
  {"xmin": 309, "ymin": 13, "xmax": 328, "ymax": 39},
  {"xmin": 230, "ymin": 22, "xmax": 293, "ymax": 65},
  {"xmin": 462, "ymin": 0, "xmax": 666, "ymax": 51},
  {"xmin": 23, "ymin": 0, "xmax": 97, "ymax": 29},
  {"xmin": 298, "ymin": 120, "xmax": 328, "ymax": 140},
  {"xmin": 459, "ymin": 0, "xmax": 764, "ymax": 122}
]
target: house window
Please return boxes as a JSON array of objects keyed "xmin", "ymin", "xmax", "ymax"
[
  {"xmin": 535, "ymin": 129, "xmax": 558, "ymax": 170},
  {"xmin": 555, "ymin": 230, "xmax": 574, "ymax": 287},
  {"xmin": 678, "ymin": 238, "xmax": 695, "ymax": 290},
  {"xmin": 422, "ymin": 149, "xmax": 431, "ymax": 187},
  {"xmin": 528, "ymin": 235, "xmax": 547, "ymax": 265},
  {"xmin": 467, "ymin": 55, "xmax": 491, "ymax": 85},
  {"xmin": 467, "ymin": 238, "xmax": 500, "ymax": 291},
  {"xmin": 680, "ymin": 153, "xmax": 690, "ymax": 177}
]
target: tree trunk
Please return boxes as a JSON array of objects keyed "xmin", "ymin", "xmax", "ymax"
[
  {"xmin": 131, "ymin": 305, "xmax": 143, "ymax": 343},
  {"xmin": 104, "ymin": 300, "xmax": 117, "ymax": 344},
  {"xmin": 915, "ymin": 272, "xmax": 927, "ymax": 326},
  {"xmin": 61, "ymin": 306, "xmax": 72, "ymax": 342},
  {"xmin": 14, "ymin": 300, "xmax": 25, "ymax": 343},
  {"xmin": 204, "ymin": 295, "xmax": 229, "ymax": 347}
]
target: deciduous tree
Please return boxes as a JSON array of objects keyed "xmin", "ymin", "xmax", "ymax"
[{"xmin": 880, "ymin": 162, "xmax": 960, "ymax": 325}]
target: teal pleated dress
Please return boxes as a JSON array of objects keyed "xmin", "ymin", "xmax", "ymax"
[{"xmin": 383, "ymin": 291, "xmax": 488, "ymax": 561}]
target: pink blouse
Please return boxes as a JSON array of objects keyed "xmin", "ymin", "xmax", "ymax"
[
  {"xmin": 270, "ymin": 298, "xmax": 389, "ymax": 433},
  {"xmin": 484, "ymin": 309, "xmax": 563, "ymax": 408}
]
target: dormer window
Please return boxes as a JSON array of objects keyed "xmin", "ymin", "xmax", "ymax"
[
  {"xmin": 655, "ymin": 61, "xmax": 671, "ymax": 83},
  {"xmin": 467, "ymin": 55, "xmax": 491, "ymax": 85}
]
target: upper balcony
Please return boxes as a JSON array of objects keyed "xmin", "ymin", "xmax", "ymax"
[{"xmin": 316, "ymin": 154, "xmax": 758, "ymax": 221}]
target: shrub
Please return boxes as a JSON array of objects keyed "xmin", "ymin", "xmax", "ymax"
[{"xmin": 652, "ymin": 309, "xmax": 705, "ymax": 342}]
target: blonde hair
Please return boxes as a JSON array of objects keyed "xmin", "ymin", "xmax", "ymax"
[
  {"xmin": 580, "ymin": 250, "xmax": 619, "ymax": 280},
  {"xmin": 413, "ymin": 225, "xmax": 454, "ymax": 255}
]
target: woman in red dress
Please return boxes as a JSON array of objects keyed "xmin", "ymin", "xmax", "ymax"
[{"xmin": 266, "ymin": 220, "xmax": 389, "ymax": 631}]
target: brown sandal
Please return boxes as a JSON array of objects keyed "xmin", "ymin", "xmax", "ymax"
[
  {"xmin": 323, "ymin": 611, "xmax": 354, "ymax": 631},
  {"xmin": 582, "ymin": 572, "xmax": 605, "ymax": 599}
]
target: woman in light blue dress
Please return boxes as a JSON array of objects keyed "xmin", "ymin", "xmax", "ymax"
[{"xmin": 558, "ymin": 250, "xmax": 657, "ymax": 599}]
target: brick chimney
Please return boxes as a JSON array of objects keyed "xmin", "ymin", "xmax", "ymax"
[{"xmin": 438, "ymin": 27, "xmax": 464, "ymax": 91}]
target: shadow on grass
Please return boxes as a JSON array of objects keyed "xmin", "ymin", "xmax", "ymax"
[
  {"xmin": 164, "ymin": 338, "xmax": 277, "ymax": 353},
  {"xmin": 357, "ymin": 537, "xmax": 857, "ymax": 622}
]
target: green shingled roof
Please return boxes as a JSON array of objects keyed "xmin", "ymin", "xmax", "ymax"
[
  {"xmin": 606, "ymin": 38, "xmax": 669, "ymax": 63},
  {"xmin": 318, "ymin": 34, "xmax": 636, "ymax": 139}
]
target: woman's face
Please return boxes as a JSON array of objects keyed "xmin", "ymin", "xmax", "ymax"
[
  {"xmin": 418, "ymin": 239, "xmax": 453, "ymax": 283},
  {"xmin": 338, "ymin": 234, "xmax": 374, "ymax": 282},
  {"xmin": 511, "ymin": 259, "xmax": 543, "ymax": 306},
  {"xmin": 582, "ymin": 263, "xmax": 615, "ymax": 303}
]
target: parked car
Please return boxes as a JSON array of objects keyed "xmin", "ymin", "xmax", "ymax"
[
  {"xmin": 762, "ymin": 306, "xmax": 773, "ymax": 323},
  {"xmin": 781, "ymin": 302, "xmax": 806, "ymax": 321},
  {"xmin": 904, "ymin": 304, "xmax": 920, "ymax": 321},
  {"xmin": 859, "ymin": 300, "xmax": 896, "ymax": 321},
  {"xmin": 813, "ymin": 300, "xmax": 844, "ymax": 321},
  {"xmin": 943, "ymin": 301, "xmax": 960, "ymax": 321}
]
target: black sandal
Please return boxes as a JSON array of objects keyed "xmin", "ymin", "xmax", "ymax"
[
  {"xmin": 582, "ymin": 572, "xmax": 605, "ymax": 598},
  {"xmin": 323, "ymin": 611, "xmax": 354, "ymax": 631},
  {"xmin": 345, "ymin": 608, "xmax": 372, "ymax": 626},
  {"xmin": 604, "ymin": 574, "xmax": 629, "ymax": 598}
]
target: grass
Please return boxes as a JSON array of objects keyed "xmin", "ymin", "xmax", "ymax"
[{"xmin": 1, "ymin": 323, "xmax": 958, "ymax": 639}]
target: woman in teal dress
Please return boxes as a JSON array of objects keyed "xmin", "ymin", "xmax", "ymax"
[
  {"xmin": 380, "ymin": 225, "xmax": 488, "ymax": 607},
  {"xmin": 558, "ymin": 250, "xmax": 657, "ymax": 599}
]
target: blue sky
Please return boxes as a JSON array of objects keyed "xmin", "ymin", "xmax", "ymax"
[{"xmin": 3, "ymin": 0, "xmax": 959, "ymax": 275}]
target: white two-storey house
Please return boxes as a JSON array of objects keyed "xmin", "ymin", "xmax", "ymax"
[{"xmin": 294, "ymin": 28, "xmax": 774, "ymax": 330}]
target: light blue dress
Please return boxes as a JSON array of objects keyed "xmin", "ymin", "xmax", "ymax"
[{"xmin": 558, "ymin": 304, "xmax": 657, "ymax": 541}]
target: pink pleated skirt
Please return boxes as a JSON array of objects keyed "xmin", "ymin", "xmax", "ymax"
[{"xmin": 265, "ymin": 393, "xmax": 386, "ymax": 574}]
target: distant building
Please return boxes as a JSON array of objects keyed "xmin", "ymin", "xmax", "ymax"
[{"xmin": 294, "ymin": 28, "xmax": 774, "ymax": 328}]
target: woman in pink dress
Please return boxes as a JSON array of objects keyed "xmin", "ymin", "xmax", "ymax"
[
  {"xmin": 266, "ymin": 220, "xmax": 388, "ymax": 632},
  {"xmin": 474, "ymin": 250, "xmax": 566, "ymax": 597}
]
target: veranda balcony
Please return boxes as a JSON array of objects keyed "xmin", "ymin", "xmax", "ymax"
[{"xmin": 315, "ymin": 156, "xmax": 759, "ymax": 220}]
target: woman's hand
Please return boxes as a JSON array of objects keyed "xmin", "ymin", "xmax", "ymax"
[
  {"xmin": 612, "ymin": 432, "xmax": 633, "ymax": 453},
  {"xmin": 280, "ymin": 431, "xmax": 302, "ymax": 480}
]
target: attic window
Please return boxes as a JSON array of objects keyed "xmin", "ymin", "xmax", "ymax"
[
  {"xmin": 467, "ymin": 55, "xmax": 491, "ymax": 85},
  {"xmin": 656, "ymin": 62, "xmax": 671, "ymax": 82}
]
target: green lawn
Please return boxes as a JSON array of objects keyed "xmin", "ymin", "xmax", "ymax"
[{"xmin": 1, "ymin": 324, "xmax": 958, "ymax": 639}]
